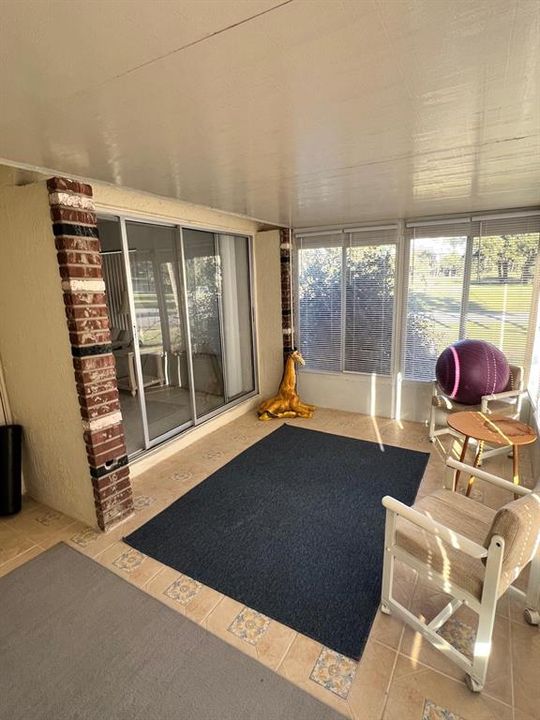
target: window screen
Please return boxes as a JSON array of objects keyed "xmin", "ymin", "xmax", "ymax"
[
  {"xmin": 466, "ymin": 216, "xmax": 540, "ymax": 368},
  {"xmin": 297, "ymin": 235, "xmax": 342, "ymax": 372},
  {"xmin": 344, "ymin": 232, "xmax": 396, "ymax": 374},
  {"xmin": 404, "ymin": 223, "xmax": 469, "ymax": 380},
  {"xmin": 297, "ymin": 228, "xmax": 397, "ymax": 374}
]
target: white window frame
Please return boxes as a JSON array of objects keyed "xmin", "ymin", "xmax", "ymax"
[
  {"xmin": 294, "ymin": 224, "xmax": 401, "ymax": 378},
  {"xmin": 294, "ymin": 209, "xmax": 540, "ymax": 416}
]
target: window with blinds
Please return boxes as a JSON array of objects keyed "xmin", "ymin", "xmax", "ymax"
[
  {"xmin": 345, "ymin": 231, "xmax": 396, "ymax": 374},
  {"xmin": 404, "ymin": 222, "xmax": 469, "ymax": 380},
  {"xmin": 466, "ymin": 215, "xmax": 540, "ymax": 368},
  {"xmin": 404, "ymin": 213, "xmax": 540, "ymax": 381},
  {"xmin": 297, "ymin": 234, "xmax": 342, "ymax": 372},
  {"xmin": 296, "ymin": 228, "xmax": 398, "ymax": 375},
  {"xmin": 296, "ymin": 211, "xmax": 539, "ymax": 385}
]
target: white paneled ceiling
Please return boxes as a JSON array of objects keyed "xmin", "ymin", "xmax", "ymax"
[{"xmin": 0, "ymin": 0, "xmax": 539, "ymax": 226}]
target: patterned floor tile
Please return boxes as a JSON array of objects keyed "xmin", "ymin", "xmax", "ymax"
[
  {"xmin": 164, "ymin": 575, "xmax": 202, "ymax": 605},
  {"xmin": 309, "ymin": 647, "xmax": 357, "ymax": 699},
  {"xmin": 70, "ymin": 527, "xmax": 100, "ymax": 548},
  {"xmin": 423, "ymin": 698, "xmax": 466, "ymax": 720},
  {"xmin": 203, "ymin": 449, "xmax": 224, "ymax": 460},
  {"xmin": 228, "ymin": 607, "xmax": 270, "ymax": 645},
  {"xmin": 35, "ymin": 509, "xmax": 62, "ymax": 526},
  {"xmin": 112, "ymin": 548, "xmax": 146, "ymax": 573},
  {"xmin": 438, "ymin": 618, "xmax": 475, "ymax": 660},
  {"xmin": 170, "ymin": 470, "xmax": 193, "ymax": 483},
  {"xmin": 133, "ymin": 495, "xmax": 156, "ymax": 511}
]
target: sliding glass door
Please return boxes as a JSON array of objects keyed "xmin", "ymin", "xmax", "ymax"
[
  {"xmin": 98, "ymin": 216, "xmax": 256, "ymax": 458},
  {"xmin": 182, "ymin": 230, "xmax": 256, "ymax": 417},
  {"xmin": 125, "ymin": 221, "xmax": 193, "ymax": 442},
  {"xmin": 183, "ymin": 229, "xmax": 226, "ymax": 417}
]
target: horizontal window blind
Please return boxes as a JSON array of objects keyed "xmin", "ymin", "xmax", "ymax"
[
  {"xmin": 345, "ymin": 230, "xmax": 396, "ymax": 374},
  {"xmin": 297, "ymin": 234, "xmax": 342, "ymax": 371},
  {"xmin": 296, "ymin": 210, "xmax": 540, "ymax": 386},
  {"xmin": 465, "ymin": 215, "xmax": 540, "ymax": 368},
  {"xmin": 404, "ymin": 222, "xmax": 469, "ymax": 380}
]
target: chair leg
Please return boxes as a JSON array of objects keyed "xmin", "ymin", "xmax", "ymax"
[
  {"xmin": 467, "ymin": 537, "xmax": 504, "ymax": 692},
  {"xmin": 428, "ymin": 405, "xmax": 436, "ymax": 442},
  {"xmin": 524, "ymin": 549, "xmax": 540, "ymax": 626},
  {"xmin": 381, "ymin": 509, "xmax": 396, "ymax": 614},
  {"xmin": 467, "ymin": 597, "xmax": 497, "ymax": 692}
]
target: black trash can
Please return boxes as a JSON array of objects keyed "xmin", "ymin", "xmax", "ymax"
[{"xmin": 0, "ymin": 424, "xmax": 22, "ymax": 515}]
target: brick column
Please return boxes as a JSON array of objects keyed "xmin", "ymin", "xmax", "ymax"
[
  {"xmin": 47, "ymin": 177, "xmax": 134, "ymax": 531},
  {"xmin": 280, "ymin": 227, "xmax": 294, "ymax": 354}
]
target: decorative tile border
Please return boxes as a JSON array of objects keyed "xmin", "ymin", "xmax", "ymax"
[
  {"xmin": 47, "ymin": 177, "xmax": 134, "ymax": 531},
  {"xmin": 423, "ymin": 699, "xmax": 466, "ymax": 720},
  {"xmin": 71, "ymin": 527, "xmax": 100, "ymax": 547},
  {"xmin": 133, "ymin": 495, "xmax": 156, "ymax": 511},
  {"xmin": 203, "ymin": 449, "xmax": 224, "ymax": 460},
  {"xmin": 35, "ymin": 510, "xmax": 62, "ymax": 526},
  {"xmin": 170, "ymin": 470, "xmax": 193, "ymax": 483},
  {"xmin": 309, "ymin": 647, "xmax": 357, "ymax": 699},
  {"xmin": 438, "ymin": 618, "xmax": 475, "ymax": 660},
  {"xmin": 164, "ymin": 575, "xmax": 202, "ymax": 605},
  {"xmin": 228, "ymin": 607, "xmax": 271, "ymax": 645},
  {"xmin": 112, "ymin": 548, "xmax": 146, "ymax": 573}
]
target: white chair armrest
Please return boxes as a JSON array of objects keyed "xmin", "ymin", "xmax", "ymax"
[
  {"xmin": 482, "ymin": 388, "xmax": 525, "ymax": 402},
  {"xmin": 382, "ymin": 496, "xmax": 488, "ymax": 559},
  {"xmin": 481, "ymin": 389, "xmax": 526, "ymax": 412},
  {"xmin": 446, "ymin": 458, "xmax": 532, "ymax": 496}
]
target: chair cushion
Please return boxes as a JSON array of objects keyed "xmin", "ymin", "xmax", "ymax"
[
  {"xmin": 484, "ymin": 493, "xmax": 540, "ymax": 595},
  {"xmin": 396, "ymin": 489, "xmax": 496, "ymax": 600}
]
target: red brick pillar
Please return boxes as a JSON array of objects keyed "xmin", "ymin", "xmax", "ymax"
[
  {"xmin": 280, "ymin": 228, "xmax": 294, "ymax": 354},
  {"xmin": 47, "ymin": 177, "xmax": 134, "ymax": 531}
]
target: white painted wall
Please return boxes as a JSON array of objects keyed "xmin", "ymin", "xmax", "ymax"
[
  {"xmin": 298, "ymin": 371, "xmax": 432, "ymax": 425},
  {"xmin": 0, "ymin": 181, "xmax": 96, "ymax": 525}
]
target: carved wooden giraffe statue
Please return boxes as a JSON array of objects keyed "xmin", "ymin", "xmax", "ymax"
[{"xmin": 257, "ymin": 349, "xmax": 316, "ymax": 421}]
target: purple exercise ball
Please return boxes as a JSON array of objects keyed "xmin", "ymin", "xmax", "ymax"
[{"xmin": 435, "ymin": 340, "xmax": 510, "ymax": 405}]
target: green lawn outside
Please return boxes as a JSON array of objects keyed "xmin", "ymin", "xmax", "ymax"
[{"xmin": 410, "ymin": 277, "xmax": 533, "ymax": 365}]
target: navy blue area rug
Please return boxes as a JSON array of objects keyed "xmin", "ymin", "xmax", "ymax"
[{"xmin": 125, "ymin": 424, "xmax": 429, "ymax": 659}]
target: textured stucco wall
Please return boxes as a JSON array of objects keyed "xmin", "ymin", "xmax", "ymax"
[
  {"xmin": 92, "ymin": 182, "xmax": 259, "ymax": 236},
  {"xmin": 253, "ymin": 229, "xmax": 284, "ymax": 399},
  {"xmin": 0, "ymin": 181, "xmax": 96, "ymax": 525}
]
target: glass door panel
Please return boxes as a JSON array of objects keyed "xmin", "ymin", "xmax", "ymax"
[
  {"xmin": 182, "ymin": 229, "xmax": 226, "ymax": 418},
  {"xmin": 219, "ymin": 234, "xmax": 255, "ymax": 400},
  {"xmin": 125, "ymin": 220, "xmax": 193, "ymax": 442},
  {"xmin": 98, "ymin": 217, "xmax": 145, "ymax": 457}
]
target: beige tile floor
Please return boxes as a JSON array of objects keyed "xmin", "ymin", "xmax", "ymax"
[{"xmin": 0, "ymin": 408, "xmax": 538, "ymax": 720}]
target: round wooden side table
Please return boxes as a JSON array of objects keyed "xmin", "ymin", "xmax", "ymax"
[{"xmin": 447, "ymin": 411, "xmax": 537, "ymax": 497}]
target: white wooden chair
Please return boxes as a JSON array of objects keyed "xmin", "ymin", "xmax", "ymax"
[
  {"xmin": 428, "ymin": 364, "xmax": 526, "ymax": 461},
  {"xmin": 380, "ymin": 457, "xmax": 540, "ymax": 692}
]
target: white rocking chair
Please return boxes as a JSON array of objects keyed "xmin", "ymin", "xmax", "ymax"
[{"xmin": 380, "ymin": 457, "xmax": 540, "ymax": 692}]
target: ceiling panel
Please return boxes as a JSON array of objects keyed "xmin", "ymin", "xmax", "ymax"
[{"xmin": 0, "ymin": 0, "xmax": 538, "ymax": 226}]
